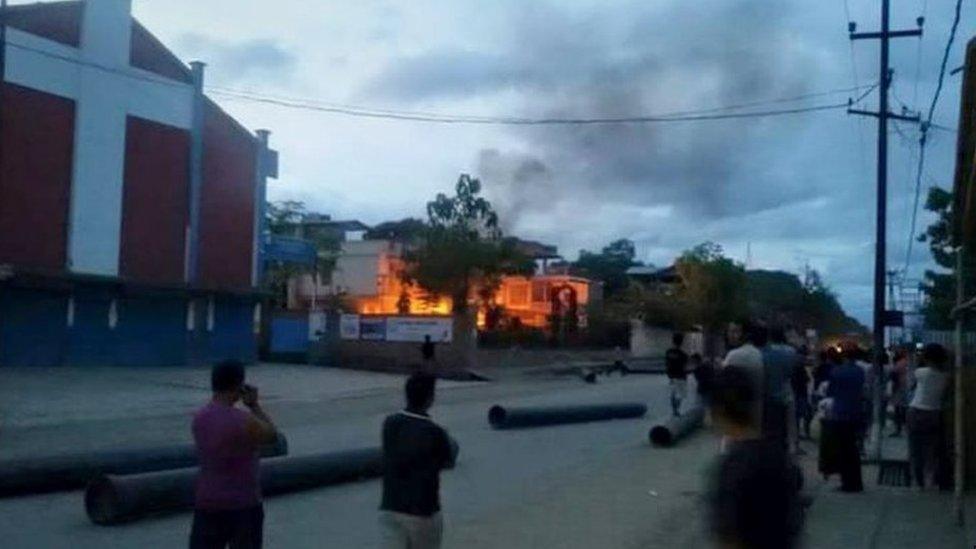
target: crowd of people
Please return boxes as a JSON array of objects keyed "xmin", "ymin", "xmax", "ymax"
[
  {"xmin": 183, "ymin": 326, "xmax": 953, "ymax": 549},
  {"xmin": 665, "ymin": 319, "xmax": 956, "ymax": 548}
]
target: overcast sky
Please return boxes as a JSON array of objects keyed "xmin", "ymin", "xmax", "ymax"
[{"xmin": 123, "ymin": 1, "xmax": 976, "ymax": 326}]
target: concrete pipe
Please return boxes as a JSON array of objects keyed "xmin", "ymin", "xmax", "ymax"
[
  {"xmin": 648, "ymin": 406, "xmax": 706, "ymax": 447},
  {"xmin": 488, "ymin": 403, "xmax": 648, "ymax": 429},
  {"xmin": 0, "ymin": 435, "xmax": 288, "ymax": 498},
  {"xmin": 86, "ymin": 442, "xmax": 459, "ymax": 525}
]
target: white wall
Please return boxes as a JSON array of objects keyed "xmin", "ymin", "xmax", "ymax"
[
  {"xmin": 330, "ymin": 240, "xmax": 397, "ymax": 297},
  {"xmin": 629, "ymin": 319, "xmax": 703, "ymax": 358}
]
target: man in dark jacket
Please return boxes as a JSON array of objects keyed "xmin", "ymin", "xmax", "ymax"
[
  {"xmin": 665, "ymin": 332, "xmax": 689, "ymax": 417},
  {"xmin": 380, "ymin": 373, "xmax": 454, "ymax": 548}
]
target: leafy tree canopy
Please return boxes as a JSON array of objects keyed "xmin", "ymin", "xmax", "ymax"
[
  {"xmin": 573, "ymin": 238, "xmax": 641, "ymax": 297},
  {"xmin": 403, "ymin": 174, "xmax": 534, "ymax": 313}
]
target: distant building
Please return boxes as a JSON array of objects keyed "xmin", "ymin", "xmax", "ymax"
[
  {"xmin": 287, "ymin": 236, "xmax": 601, "ymax": 330},
  {"xmin": 0, "ymin": 0, "xmax": 277, "ymax": 366}
]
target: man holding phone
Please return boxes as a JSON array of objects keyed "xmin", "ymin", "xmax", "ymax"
[{"xmin": 190, "ymin": 360, "xmax": 278, "ymax": 549}]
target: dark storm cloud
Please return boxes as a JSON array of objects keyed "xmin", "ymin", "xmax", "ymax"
[
  {"xmin": 363, "ymin": 0, "xmax": 824, "ymax": 227},
  {"xmin": 178, "ymin": 34, "xmax": 296, "ymax": 84}
]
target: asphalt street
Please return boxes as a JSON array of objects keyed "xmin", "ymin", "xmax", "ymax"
[{"xmin": 0, "ymin": 367, "xmax": 713, "ymax": 548}]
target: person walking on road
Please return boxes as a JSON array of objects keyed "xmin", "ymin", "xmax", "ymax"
[
  {"xmin": 907, "ymin": 343, "xmax": 952, "ymax": 490},
  {"xmin": 665, "ymin": 332, "xmax": 690, "ymax": 417},
  {"xmin": 380, "ymin": 373, "xmax": 455, "ymax": 549},
  {"xmin": 190, "ymin": 360, "xmax": 279, "ymax": 549}
]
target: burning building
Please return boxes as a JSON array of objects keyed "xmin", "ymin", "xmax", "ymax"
[{"xmin": 288, "ymin": 237, "xmax": 601, "ymax": 330}]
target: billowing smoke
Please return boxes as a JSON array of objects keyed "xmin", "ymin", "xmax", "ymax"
[{"xmin": 364, "ymin": 0, "xmax": 830, "ymax": 236}]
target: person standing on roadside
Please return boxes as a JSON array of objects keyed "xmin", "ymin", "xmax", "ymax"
[
  {"xmin": 665, "ymin": 332, "xmax": 690, "ymax": 417},
  {"xmin": 190, "ymin": 360, "xmax": 279, "ymax": 549},
  {"xmin": 792, "ymin": 346, "xmax": 813, "ymax": 441},
  {"xmin": 723, "ymin": 319, "xmax": 766, "ymax": 428},
  {"xmin": 420, "ymin": 335, "xmax": 436, "ymax": 371},
  {"xmin": 762, "ymin": 326, "xmax": 798, "ymax": 450},
  {"xmin": 907, "ymin": 343, "xmax": 952, "ymax": 490},
  {"xmin": 380, "ymin": 373, "xmax": 455, "ymax": 549},
  {"xmin": 889, "ymin": 348, "xmax": 910, "ymax": 437},
  {"xmin": 819, "ymin": 347, "xmax": 865, "ymax": 492}
]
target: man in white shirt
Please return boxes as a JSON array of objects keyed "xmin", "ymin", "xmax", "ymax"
[
  {"xmin": 723, "ymin": 319, "xmax": 765, "ymax": 428},
  {"xmin": 722, "ymin": 319, "xmax": 767, "ymax": 438}
]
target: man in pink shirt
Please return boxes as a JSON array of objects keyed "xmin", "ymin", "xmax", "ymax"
[{"xmin": 190, "ymin": 360, "xmax": 278, "ymax": 549}]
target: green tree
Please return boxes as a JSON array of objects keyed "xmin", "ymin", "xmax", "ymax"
[
  {"xmin": 674, "ymin": 242, "xmax": 747, "ymax": 354},
  {"xmin": 745, "ymin": 268, "xmax": 863, "ymax": 337},
  {"xmin": 572, "ymin": 238, "xmax": 641, "ymax": 297},
  {"xmin": 916, "ymin": 187, "xmax": 976, "ymax": 330},
  {"xmin": 266, "ymin": 200, "xmax": 307, "ymax": 234},
  {"xmin": 404, "ymin": 174, "xmax": 534, "ymax": 314}
]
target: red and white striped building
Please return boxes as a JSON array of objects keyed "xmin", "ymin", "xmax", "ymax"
[{"xmin": 0, "ymin": 0, "xmax": 277, "ymax": 366}]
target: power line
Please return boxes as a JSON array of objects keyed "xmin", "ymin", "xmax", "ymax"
[
  {"xmin": 7, "ymin": 25, "xmax": 879, "ymax": 126},
  {"xmin": 911, "ymin": 0, "xmax": 928, "ymax": 110},
  {"xmin": 842, "ymin": 0, "xmax": 871, "ymax": 184},
  {"xmin": 208, "ymin": 83, "xmax": 874, "ymax": 120},
  {"xmin": 904, "ymin": 0, "xmax": 964, "ymax": 275},
  {"xmin": 925, "ymin": 0, "xmax": 963, "ymax": 124},
  {"xmin": 208, "ymin": 84, "xmax": 878, "ymax": 126}
]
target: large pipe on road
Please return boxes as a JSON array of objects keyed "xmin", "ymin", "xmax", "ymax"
[
  {"xmin": 648, "ymin": 406, "xmax": 705, "ymax": 446},
  {"xmin": 86, "ymin": 442, "xmax": 459, "ymax": 525},
  {"xmin": 0, "ymin": 435, "xmax": 288, "ymax": 497},
  {"xmin": 488, "ymin": 403, "xmax": 647, "ymax": 429}
]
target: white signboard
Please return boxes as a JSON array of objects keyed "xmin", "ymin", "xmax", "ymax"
[
  {"xmin": 386, "ymin": 317, "xmax": 453, "ymax": 343},
  {"xmin": 309, "ymin": 311, "xmax": 328, "ymax": 341},
  {"xmin": 340, "ymin": 314, "xmax": 360, "ymax": 340}
]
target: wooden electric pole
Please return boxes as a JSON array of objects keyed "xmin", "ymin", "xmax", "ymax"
[{"xmin": 847, "ymin": 0, "xmax": 922, "ymax": 461}]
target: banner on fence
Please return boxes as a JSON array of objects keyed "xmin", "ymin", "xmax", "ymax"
[
  {"xmin": 386, "ymin": 317, "xmax": 453, "ymax": 343},
  {"xmin": 339, "ymin": 314, "xmax": 360, "ymax": 340},
  {"xmin": 359, "ymin": 317, "xmax": 387, "ymax": 340},
  {"xmin": 308, "ymin": 311, "xmax": 328, "ymax": 341}
]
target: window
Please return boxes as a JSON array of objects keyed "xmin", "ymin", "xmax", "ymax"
[
  {"xmin": 531, "ymin": 281, "xmax": 549, "ymax": 303},
  {"xmin": 508, "ymin": 283, "xmax": 529, "ymax": 306}
]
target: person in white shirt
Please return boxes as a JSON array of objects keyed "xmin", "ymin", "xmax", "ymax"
[
  {"xmin": 722, "ymin": 319, "xmax": 765, "ymax": 430},
  {"xmin": 907, "ymin": 343, "xmax": 951, "ymax": 490}
]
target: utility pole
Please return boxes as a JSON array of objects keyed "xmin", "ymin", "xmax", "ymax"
[
  {"xmin": 0, "ymin": 0, "xmax": 8, "ymax": 177},
  {"xmin": 847, "ymin": 0, "xmax": 922, "ymax": 461}
]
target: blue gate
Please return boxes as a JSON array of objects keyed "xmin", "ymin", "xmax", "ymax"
[{"xmin": 269, "ymin": 313, "xmax": 309, "ymax": 363}]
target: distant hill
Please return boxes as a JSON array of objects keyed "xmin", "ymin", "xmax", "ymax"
[{"xmin": 745, "ymin": 269, "xmax": 866, "ymax": 338}]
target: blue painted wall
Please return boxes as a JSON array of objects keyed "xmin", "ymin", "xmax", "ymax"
[
  {"xmin": 270, "ymin": 316, "xmax": 308, "ymax": 354},
  {"xmin": 0, "ymin": 289, "xmax": 66, "ymax": 366},
  {"xmin": 0, "ymin": 286, "xmax": 257, "ymax": 367},
  {"xmin": 207, "ymin": 299, "xmax": 257, "ymax": 363},
  {"xmin": 65, "ymin": 290, "xmax": 117, "ymax": 367},
  {"xmin": 116, "ymin": 297, "xmax": 187, "ymax": 366}
]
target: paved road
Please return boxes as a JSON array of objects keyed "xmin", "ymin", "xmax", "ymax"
[{"xmin": 0, "ymin": 368, "xmax": 716, "ymax": 548}]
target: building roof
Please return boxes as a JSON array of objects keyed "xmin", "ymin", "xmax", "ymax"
[{"xmin": 3, "ymin": 1, "xmax": 193, "ymax": 83}]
